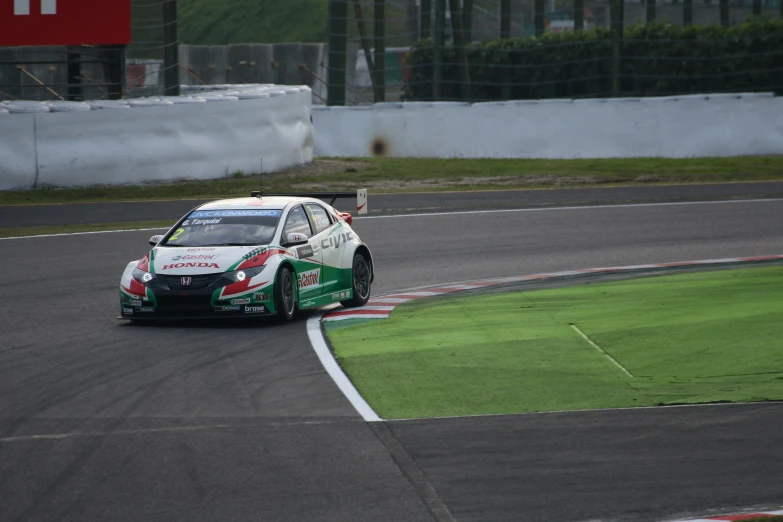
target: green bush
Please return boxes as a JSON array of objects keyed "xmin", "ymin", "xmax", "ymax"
[{"xmin": 401, "ymin": 20, "xmax": 783, "ymax": 101}]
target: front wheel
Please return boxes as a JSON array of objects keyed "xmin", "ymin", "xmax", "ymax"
[
  {"xmin": 341, "ymin": 253, "xmax": 371, "ymax": 308},
  {"xmin": 275, "ymin": 266, "xmax": 296, "ymax": 321}
]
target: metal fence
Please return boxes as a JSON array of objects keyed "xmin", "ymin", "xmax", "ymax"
[{"xmin": 326, "ymin": 0, "xmax": 783, "ymax": 105}]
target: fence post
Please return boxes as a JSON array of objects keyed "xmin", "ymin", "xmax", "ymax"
[
  {"xmin": 66, "ymin": 48, "xmax": 82, "ymax": 101},
  {"xmin": 103, "ymin": 45, "xmax": 126, "ymax": 100},
  {"xmin": 535, "ymin": 0, "xmax": 546, "ymax": 36},
  {"xmin": 163, "ymin": 0, "xmax": 180, "ymax": 97},
  {"xmin": 421, "ymin": 0, "xmax": 431, "ymax": 39},
  {"xmin": 374, "ymin": 0, "xmax": 386, "ymax": 102},
  {"xmin": 611, "ymin": 0, "xmax": 623, "ymax": 96},
  {"xmin": 328, "ymin": 0, "xmax": 348, "ymax": 105},
  {"xmin": 500, "ymin": 0, "xmax": 511, "ymax": 39},
  {"xmin": 449, "ymin": 0, "xmax": 472, "ymax": 100},
  {"xmin": 683, "ymin": 0, "xmax": 693, "ymax": 25},
  {"xmin": 575, "ymin": 0, "xmax": 584, "ymax": 30},
  {"xmin": 433, "ymin": 0, "xmax": 446, "ymax": 99},
  {"xmin": 719, "ymin": 0, "xmax": 729, "ymax": 26},
  {"xmin": 463, "ymin": 0, "xmax": 474, "ymax": 42},
  {"xmin": 646, "ymin": 0, "xmax": 655, "ymax": 23}
]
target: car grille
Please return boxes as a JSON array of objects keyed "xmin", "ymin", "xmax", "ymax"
[
  {"xmin": 155, "ymin": 295, "xmax": 214, "ymax": 312},
  {"xmin": 159, "ymin": 273, "xmax": 223, "ymax": 290}
]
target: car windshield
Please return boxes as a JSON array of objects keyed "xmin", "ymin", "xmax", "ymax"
[{"xmin": 161, "ymin": 209, "xmax": 283, "ymax": 247}]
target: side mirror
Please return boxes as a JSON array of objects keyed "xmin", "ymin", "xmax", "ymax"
[
  {"xmin": 149, "ymin": 235, "xmax": 163, "ymax": 246},
  {"xmin": 338, "ymin": 212, "xmax": 352, "ymax": 225},
  {"xmin": 284, "ymin": 232, "xmax": 309, "ymax": 246}
]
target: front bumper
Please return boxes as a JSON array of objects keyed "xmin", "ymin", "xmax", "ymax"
[{"xmin": 119, "ymin": 273, "xmax": 274, "ymax": 320}]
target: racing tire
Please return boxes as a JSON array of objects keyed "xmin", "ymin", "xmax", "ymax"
[
  {"xmin": 275, "ymin": 266, "xmax": 297, "ymax": 322},
  {"xmin": 341, "ymin": 253, "xmax": 371, "ymax": 308}
]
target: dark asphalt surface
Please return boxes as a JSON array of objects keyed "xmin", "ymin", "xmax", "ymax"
[
  {"xmin": 390, "ymin": 403, "xmax": 783, "ymax": 522},
  {"xmin": 2, "ymin": 180, "xmax": 783, "ymax": 227},
  {"xmin": 1, "ymin": 191, "xmax": 782, "ymax": 521}
]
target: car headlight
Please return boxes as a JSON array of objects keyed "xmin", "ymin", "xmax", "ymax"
[
  {"xmin": 132, "ymin": 267, "xmax": 156, "ymax": 284},
  {"xmin": 222, "ymin": 265, "xmax": 267, "ymax": 283}
]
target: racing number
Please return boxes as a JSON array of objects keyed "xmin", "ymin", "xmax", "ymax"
[{"xmin": 170, "ymin": 228, "xmax": 185, "ymax": 242}]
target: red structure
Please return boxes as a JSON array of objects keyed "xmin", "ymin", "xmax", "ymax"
[{"xmin": 0, "ymin": 0, "xmax": 131, "ymax": 46}]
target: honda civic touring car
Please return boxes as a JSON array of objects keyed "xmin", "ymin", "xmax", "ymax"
[{"xmin": 118, "ymin": 190, "xmax": 373, "ymax": 322}]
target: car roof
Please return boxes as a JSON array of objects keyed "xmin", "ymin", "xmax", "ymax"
[{"xmin": 195, "ymin": 196, "xmax": 325, "ymax": 211}]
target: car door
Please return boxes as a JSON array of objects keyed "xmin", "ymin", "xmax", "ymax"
[
  {"xmin": 304, "ymin": 202, "xmax": 344, "ymax": 297},
  {"xmin": 281, "ymin": 204, "xmax": 324, "ymax": 299}
]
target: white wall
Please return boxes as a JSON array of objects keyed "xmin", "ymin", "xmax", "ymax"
[
  {"xmin": 0, "ymin": 114, "xmax": 37, "ymax": 190},
  {"xmin": 0, "ymin": 85, "xmax": 313, "ymax": 191},
  {"xmin": 313, "ymin": 93, "xmax": 783, "ymax": 159}
]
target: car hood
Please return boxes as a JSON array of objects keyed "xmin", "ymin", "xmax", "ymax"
[{"xmin": 149, "ymin": 245, "xmax": 263, "ymax": 275}]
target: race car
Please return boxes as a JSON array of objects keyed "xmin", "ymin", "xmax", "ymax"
[{"xmin": 118, "ymin": 190, "xmax": 373, "ymax": 322}]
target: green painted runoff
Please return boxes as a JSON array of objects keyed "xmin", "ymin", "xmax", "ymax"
[{"xmin": 326, "ymin": 266, "xmax": 783, "ymax": 419}]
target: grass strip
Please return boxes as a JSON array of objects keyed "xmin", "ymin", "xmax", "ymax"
[
  {"xmin": 326, "ymin": 266, "xmax": 783, "ymax": 419},
  {"xmin": 0, "ymin": 220, "xmax": 172, "ymax": 239},
  {"xmin": 2, "ymin": 156, "xmax": 782, "ymax": 206}
]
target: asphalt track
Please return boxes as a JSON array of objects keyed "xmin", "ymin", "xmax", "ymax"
[
  {"xmin": 3, "ymin": 180, "xmax": 783, "ymax": 227},
  {"xmin": 1, "ymin": 190, "xmax": 782, "ymax": 521}
]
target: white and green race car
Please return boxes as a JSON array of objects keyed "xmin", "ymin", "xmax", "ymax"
[{"xmin": 118, "ymin": 190, "xmax": 373, "ymax": 322}]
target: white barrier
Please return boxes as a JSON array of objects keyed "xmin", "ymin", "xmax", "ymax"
[
  {"xmin": 0, "ymin": 112, "xmax": 37, "ymax": 190},
  {"xmin": 0, "ymin": 85, "xmax": 314, "ymax": 191},
  {"xmin": 312, "ymin": 93, "xmax": 783, "ymax": 159}
]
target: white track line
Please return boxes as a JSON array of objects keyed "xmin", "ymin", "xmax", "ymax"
[
  {"xmin": 570, "ymin": 324, "xmax": 634, "ymax": 377},
  {"xmin": 354, "ymin": 197, "xmax": 783, "ymax": 220},
  {"xmin": 0, "ymin": 227, "xmax": 168, "ymax": 241},
  {"xmin": 3, "ymin": 197, "xmax": 781, "ymax": 241},
  {"xmin": 306, "ymin": 312, "xmax": 382, "ymax": 422}
]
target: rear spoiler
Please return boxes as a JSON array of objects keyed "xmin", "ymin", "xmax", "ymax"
[{"xmin": 249, "ymin": 189, "xmax": 368, "ymax": 215}]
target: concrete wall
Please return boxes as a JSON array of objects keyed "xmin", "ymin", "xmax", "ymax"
[
  {"xmin": 313, "ymin": 93, "xmax": 783, "ymax": 159},
  {"xmin": 0, "ymin": 85, "xmax": 314, "ymax": 190}
]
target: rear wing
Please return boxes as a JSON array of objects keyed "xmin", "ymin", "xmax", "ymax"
[{"xmin": 249, "ymin": 189, "xmax": 368, "ymax": 215}]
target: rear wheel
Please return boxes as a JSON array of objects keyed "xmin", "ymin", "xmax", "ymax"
[
  {"xmin": 341, "ymin": 253, "xmax": 371, "ymax": 308},
  {"xmin": 275, "ymin": 266, "xmax": 296, "ymax": 321}
]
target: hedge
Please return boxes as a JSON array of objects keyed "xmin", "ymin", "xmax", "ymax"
[{"xmin": 400, "ymin": 20, "xmax": 783, "ymax": 101}]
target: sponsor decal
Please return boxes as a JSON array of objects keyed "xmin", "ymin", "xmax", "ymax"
[
  {"xmin": 162, "ymin": 262, "xmax": 220, "ymax": 270},
  {"xmin": 252, "ymin": 291, "xmax": 269, "ymax": 301},
  {"xmin": 332, "ymin": 290, "xmax": 351, "ymax": 300},
  {"xmin": 231, "ymin": 298, "xmax": 251, "ymax": 305},
  {"xmin": 186, "ymin": 218, "xmax": 222, "ymax": 226},
  {"xmin": 139, "ymin": 307, "xmax": 155, "ymax": 312},
  {"xmin": 300, "ymin": 300, "xmax": 316, "ymax": 308},
  {"xmin": 320, "ymin": 232, "xmax": 354, "ymax": 250},
  {"xmin": 296, "ymin": 245, "xmax": 314, "ymax": 259},
  {"xmin": 189, "ymin": 209, "xmax": 282, "ymax": 218},
  {"xmin": 187, "ymin": 247, "xmax": 216, "ymax": 252},
  {"xmin": 122, "ymin": 307, "xmax": 133, "ymax": 315},
  {"xmin": 298, "ymin": 268, "xmax": 320, "ymax": 289},
  {"xmin": 129, "ymin": 299, "xmax": 142, "ymax": 306},
  {"xmin": 245, "ymin": 306, "xmax": 265, "ymax": 313},
  {"xmin": 216, "ymin": 305, "xmax": 240, "ymax": 311},
  {"xmin": 172, "ymin": 254, "xmax": 218, "ymax": 261}
]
